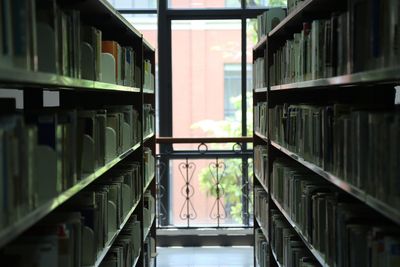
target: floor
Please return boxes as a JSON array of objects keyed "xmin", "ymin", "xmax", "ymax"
[{"xmin": 156, "ymin": 246, "xmax": 254, "ymax": 267}]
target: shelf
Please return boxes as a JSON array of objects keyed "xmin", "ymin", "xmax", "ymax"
[
  {"xmin": 143, "ymin": 39, "xmax": 155, "ymax": 52},
  {"xmin": 270, "ymin": 246, "xmax": 283, "ymax": 267},
  {"xmin": 143, "ymin": 132, "xmax": 155, "ymax": 142},
  {"xmin": 270, "ymin": 67, "xmax": 400, "ymax": 91},
  {"xmin": 144, "ymin": 172, "xmax": 156, "ymax": 192},
  {"xmin": 255, "ymin": 257, "xmax": 261, "ymax": 267},
  {"xmin": 271, "ymin": 195, "xmax": 328, "ymax": 267},
  {"xmin": 143, "ymin": 89, "xmax": 155, "ymax": 94},
  {"xmin": 86, "ymin": 198, "xmax": 141, "ymax": 267},
  {"xmin": 98, "ymin": 0, "xmax": 142, "ymax": 38},
  {"xmin": 269, "ymin": 0, "xmax": 312, "ymax": 38},
  {"xmin": 93, "ymin": 81, "xmax": 141, "ymax": 93},
  {"xmin": 254, "ymin": 131, "xmax": 268, "ymax": 143},
  {"xmin": 132, "ymin": 252, "xmax": 141, "ymax": 267},
  {"xmin": 143, "ymin": 215, "xmax": 156, "ymax": 242},
  {"xmin": 270, "ymin": 141, "xmax": 400, "ymax": 225},
  {"xmin": 254, "ymin": 87, "xmax": 268, "ymax": 93},
  {"xmin": 253, "ymin": 35, "xmax": 267, "ymax": 51},
  {"xmin": 0, "ymin": 142, "xmax": 141, "ymax": 249},
  {"xmin": 255, "ymin": 216, "xmax": 269, "ymax": 243},
  {"xmin": 0, "ymin": 67, "xmax": 141, "ymax": 93},
  {"xmin": 255, "ymin": 173, "xmax": 269, "ymax": 194}
]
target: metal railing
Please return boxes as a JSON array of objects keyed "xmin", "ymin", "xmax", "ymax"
[{"xmin": 156, "ymin": 137, "xmax": 253, "ymax": 229}]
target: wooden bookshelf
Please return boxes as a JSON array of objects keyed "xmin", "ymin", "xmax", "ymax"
[
  {"xmin": 254, "ymin": 131, "xmax": 268, "ymax": 143},
  {"xmin": 0, "ymin": 0, "xmax": 157, "ymax": 265},
  {"xmin": 0, "ymin": 143, "xmax": 140, "ymax": 249},
  {"xmin": 254, "ymin": 87, "xmax": 268, "ymax": 93},
  {"xmin": 253, "ymin": 1, "xmax": 400, "ymax": 266}
]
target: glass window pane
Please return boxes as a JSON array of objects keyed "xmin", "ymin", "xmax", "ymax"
[
  {"xmin": 106, "ymin": 0, "xmax": 157, "ymax": 9},
  {"xmin": 172, "ymin": 20, "xmax": 242, "ymax": 138},
  {"xmin": 168, "ymin": 0, "xmax": 240, "ymax": 9},
  {"xmin": 246, "ymin": 19, "xmax": 257, "ymax": 136},
  {"xmin": 246, "ymin": 0, "xmax": 287, "ymax": 8}
]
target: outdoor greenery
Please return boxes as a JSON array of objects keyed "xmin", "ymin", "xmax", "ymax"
[{"xmin": 226, "ymin": 0, "xmax": 287, "ymax": 7}]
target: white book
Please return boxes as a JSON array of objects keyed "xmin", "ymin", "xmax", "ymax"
[
  {"xmin": 311, "ymin": 20, "xmax": 320, "ymax": 80},
  {"xmin": 265, "ymin": 8, "xmax": 286, "ymax": 34}
]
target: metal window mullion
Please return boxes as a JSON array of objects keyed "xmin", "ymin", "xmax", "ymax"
[
  {"xmin": 241, "ymin": 18, "xmax": 247, "ymax": 139},
  {"xmin": 158, "ymin": 0, "xmax": 172, "ymax": 227},
  {"xmin": 117, "ymin": 9, "xmax": 157, "ymax": 14}
]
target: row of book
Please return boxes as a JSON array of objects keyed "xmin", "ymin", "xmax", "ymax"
[
  {"xmin": 0, "ymin": 0, "xmax": 144, "ymax": 87},
  {"xmin": 143, "ymin": 60, "xmax": 155, "ymax": 92},
  {"xmin": 143, "ymin": 235, "xmax": 157, "ymax": 267},
  {"xmin": 143, "ymin": 104, "xmax": 155, "ymax": 138},
  {"xmin": 270, "ymin": 2, "xmax": 400, "ymax": 85},
  {"xmin": 255, "ymin": 228, "xmax": 270, "ymax": 267},
  {"xmin": 0, "ymin": 103, "xmax": 141, "ymax": 231},
  {"xmin": 143, "ymin": 148, "xmax": 156, "ymax": 188},
  {"xmin": 256, "ymin": 8, "xmax": 286, "ymax": 39},
  {"xmin": 269, "ymin": 103, "xmax": 400, "ymax": 210},
  {"xmin": 100, "ymin": 215, "xmax": 141, "ymax": 267},
  {"xmin": 254, "ymin": 146, "xmax": 268, "ymax": 187},
  {"xmin": 271, "ymin": 210, "xmax": 318, "ymax": 267},
  {"xmin": 0, "ymin": 162, "xmax": 143, "ymax": 266},
  {"xmin": 143, "ymin": 190, "xmax": 156, "ymax": 236},
  {"xmin": 254, "ymin": 102, "xmax": 267, "ymax": 137},
  {"xmin": 255, "ymin": 187, "xmax": 269, "ymax": 233},
  {"xmin": 271, "ymin": 158, "xmax": 400, "ymax": 267},
  {"xmin": 253, "ymin": 57, "xmax": 266, "ymax": 89}
]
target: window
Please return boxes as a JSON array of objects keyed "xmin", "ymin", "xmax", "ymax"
[
  {"xmin": 224, "ymin": 64, "xmax": 252, "ymax": 119},
  {"xmin": 106, "ymin": 0, "xmax": 157, "ymax": 9},
  {"xmin": 171, "ymin": 20, "xmax": 242, "ymax": 138}
]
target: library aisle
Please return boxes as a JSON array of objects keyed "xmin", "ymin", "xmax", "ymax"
[{"xmin": 157, "ymin": 246, "xmax": 253, "ymax": 267}]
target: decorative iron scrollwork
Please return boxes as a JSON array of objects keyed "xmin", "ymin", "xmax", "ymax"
[
  {"xmin": 209, "ymin": 158, "xmax": 227, "ymax": 226},
  {"xmin": 156, "ymin": 158, "xmax": 167, "ymax": 226},
  {"xmin": 178, "ymin": 159, "xmax": 197, "ymax": 226}
]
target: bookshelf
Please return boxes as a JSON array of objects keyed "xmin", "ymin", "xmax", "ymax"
[
  {"xmin": 253, "ymin": 1, "xmax": 400, "ymax": 267},
  {"xmin": 0, "ymin": 0, "xmax": 156, "ymax": 266}
]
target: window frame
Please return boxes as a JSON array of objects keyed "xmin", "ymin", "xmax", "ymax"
[{"xmin": 115, "ymin": 0, "xmax": 272, "ymax": 229}]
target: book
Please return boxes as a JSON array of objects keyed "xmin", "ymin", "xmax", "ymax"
[
  {"xmin": 36, "ymin": 0, "xmax": 59, "ymax": 74},
  {"xmin": 256, "ymin": 8, "xmax": 286, "ymax": 39},
  {"xmin": 81, "ymin": 25, "xmax": 102, "ymax": 81},
  {"xmin": 11, "ymin": 0, "xmax": 32, "ymax": 70},
  {"xmin": 102, "ymin": 41, "xmax": 121, "ymax": 85}
]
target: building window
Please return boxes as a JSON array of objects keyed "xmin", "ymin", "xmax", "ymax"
[{"xmin": 224, "ymin": 64, "xmax": 252, "ymax": 119}]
